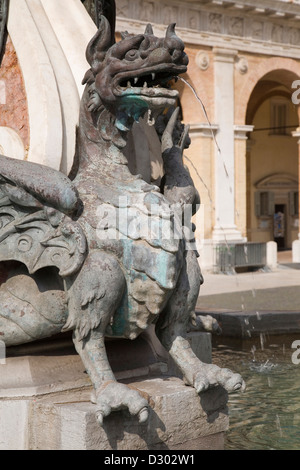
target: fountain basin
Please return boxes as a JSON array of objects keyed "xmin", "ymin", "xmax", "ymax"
[{"xmin": 197, "ymin": 310, "xmax": 300, "ymax": 338}]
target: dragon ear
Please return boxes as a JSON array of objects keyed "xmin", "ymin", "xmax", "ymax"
[{"xmin": 86, "ymin": 15, "xmax": 114, "ymax": 72}]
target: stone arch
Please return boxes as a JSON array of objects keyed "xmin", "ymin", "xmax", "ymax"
[
  {"xmin": 236, "ymin": 56, "xmax": 300, "ymax": 126},
  {"xmin": 243, "ymin": 59, "xmax": 300, "ymax": 249}
]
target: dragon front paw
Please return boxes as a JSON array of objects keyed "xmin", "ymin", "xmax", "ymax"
[
  {"xmin": 186, "ymin": 363, "xmax": 245, "ymax": 394},
  {"xmin": 92, "ymin": 381, "xmax": 149, "ymax": 426}
]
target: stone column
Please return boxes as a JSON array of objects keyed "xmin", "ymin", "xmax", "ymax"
[
  {"xmin": 212, "ymin": 48, "xmax": 244, "ymax": 243},
  {"xmin": 234, "ymin": 125, "xmax": 254, "ymax": 239}
]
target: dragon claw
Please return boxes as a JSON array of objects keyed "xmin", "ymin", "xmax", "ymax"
[
  {"xmin": 94, "ymin": 381, "xmax": 149, "ymax": 425},
  {"xmin": 138, "ymin": 407, "xmax": 149, "ymax": 424},
  {"xmin": 96, "ymin": 411, "xmax": 104, "ymax": 426},
  {"xmin": 187, "ymin": 364, "xmax": 245, "ymax": 394}
]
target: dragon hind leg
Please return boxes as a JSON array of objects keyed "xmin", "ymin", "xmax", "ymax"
[
  {"xmin": 68, "ymin": 251, "xmax": 149, "ymax": 425},
  {"xmin": 155, "ymin": 250, "xmax": 245, "ymax": 393}
]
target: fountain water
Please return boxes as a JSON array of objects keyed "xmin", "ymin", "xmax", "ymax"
[{"xmin": 212, "ymin": 334, "xmax": 300, "ymax": 450}]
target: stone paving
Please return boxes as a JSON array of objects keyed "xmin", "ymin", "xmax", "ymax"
[{"xmin": 197, "ymin": 250, "xmax": 300, "ymax": 313}]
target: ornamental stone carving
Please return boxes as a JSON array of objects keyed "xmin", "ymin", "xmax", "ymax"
[
  {"xmin": 235, "ymin": 56, "xmax": 248, "ymax": 75},
  {"xmin": 209, "ymin": 13, "xmax": 223, "ymax": 34},
  {"xmin": 228, "ymin": 17, "xmax": 244, "ymax": 37},
  {"xmin": 196, "ymin": 52, "xmax": 210, "ymax": 71}
]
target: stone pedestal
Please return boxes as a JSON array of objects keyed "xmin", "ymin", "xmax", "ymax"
[{"xmin": 0, "ymin": 329, "xmax": 229, "ymax": 450}]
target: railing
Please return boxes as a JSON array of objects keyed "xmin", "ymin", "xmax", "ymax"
[{"xmin": 213, "ymin": 242, "xmax": 267, "ymax": 274}]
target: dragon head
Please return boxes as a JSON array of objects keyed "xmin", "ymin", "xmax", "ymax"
[{"xmin": 83, "ymin": 16, "xmax": 188, "ymax": 132}]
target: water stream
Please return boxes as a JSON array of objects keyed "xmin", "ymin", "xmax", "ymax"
[{"xmin": 212, "ymin": 334, "xmax": 300, "ymax": 450}]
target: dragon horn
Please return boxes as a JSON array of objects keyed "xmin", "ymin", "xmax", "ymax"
[
  {"xmin": 121, "ymin": 31, "xmax": 130, "ymax": 40},
  {"xmin": 145, "ymin": 23, "xmax": 154, "ymax": 35},
  {"xmin": 86, "ymin": 15, "xmax": 113, "ymax": 69},
  {"xmin": 165, "ymin": 23, "xmax": 177, "ymax": 38}
]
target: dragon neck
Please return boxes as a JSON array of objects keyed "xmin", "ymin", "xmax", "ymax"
[
  {"xmin": 73, "ymin": 82, "xmax": 157, "ymax": 197},
  {"xmin": 75, "ymin": 84, "xmax": 132, "ymax": 176}
]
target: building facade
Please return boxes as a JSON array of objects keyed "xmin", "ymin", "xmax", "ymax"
[{"xmin": 114, "ymin": 0, "xmax": 300, "ymax": 268}]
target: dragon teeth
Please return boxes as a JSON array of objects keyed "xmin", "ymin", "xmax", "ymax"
[
  {"xmin": 134, "ymin": 77, "xmax": 138, "ymax": 85},
  {"xmin": 152, "ymin": 73, "xmax": 155, "ymax": 81},
  {"xmin": 143, "ymin": 81, "xmax": 148, "ymax": 88},
  {"xmin": 147, "ymin": 110, "xmax": 155, "ymax": 127}
]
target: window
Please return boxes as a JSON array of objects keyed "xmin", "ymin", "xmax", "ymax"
[
  {"xmin": 260, "ymin": 192, "xmax": 269, "ymax": 216},
  {"xmin": 270, "ymin": 101, "xmax": 289, "ymax": 135},
  {"xmin": 255, "ymin": 191, "xmax": 274, "ymax": 217}
]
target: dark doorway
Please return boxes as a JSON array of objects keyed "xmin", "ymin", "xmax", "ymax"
[{"xmin": 274, "ymin": 204, "xmax": 286, "ymax": 250}]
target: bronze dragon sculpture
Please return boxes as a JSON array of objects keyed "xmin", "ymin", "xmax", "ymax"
[{"xmin": 0, "ymin": 4, "xmax": 244, "ymax": 425}]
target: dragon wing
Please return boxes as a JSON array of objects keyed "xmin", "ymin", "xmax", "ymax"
[{"xmin": 0, "ymin": 155, "xmax": 87, "ymax": 278}]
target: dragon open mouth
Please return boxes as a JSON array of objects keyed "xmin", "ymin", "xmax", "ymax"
[
  {"xmin": 114, "ymin": 66, "xmax": 186, "ymax": 109},
  {"xmin": 112, "ymin": 67, "xmax": 186, "ymax": 131},
  {"xmin": 119, "ymin": 71, "xmax": 174, "ymax": 89}
]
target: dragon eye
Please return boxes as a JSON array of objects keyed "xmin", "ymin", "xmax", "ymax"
[{"xmin": 125, "ymin": 49, "xmax": 139, "ymax": 61}]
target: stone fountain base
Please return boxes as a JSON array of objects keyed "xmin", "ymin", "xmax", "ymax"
[{"xmin": 0, "ymin": 329, "xmax": 229, "ymax": 450}]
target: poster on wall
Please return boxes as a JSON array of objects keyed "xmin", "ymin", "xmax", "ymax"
[{"xmin": 274, "ymin": 211, "xmax": 285, "ymax": 238}]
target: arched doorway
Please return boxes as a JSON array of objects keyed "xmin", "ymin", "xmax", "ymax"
[{"xmin": 246, "ymin": 69, "xmax": 300, "ymax": 250}]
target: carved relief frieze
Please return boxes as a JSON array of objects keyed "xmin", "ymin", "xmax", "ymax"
[
  {"xmin": 162, "ymin": 4, "xmax": 178, "ymax": 25},
  {"xmin": 140, "ymin": 0, "xmax": 155, "ymax": 23},
  {"xmin": 288, "ymin": 27, "xmax": 300, "ymax": 46},
  {"xmin": 115, "ymin": 0, "xmax": 129, "ymax": 18},
  {"xmin": 271, "ymin": 24, "xmax": 284, "ymax": 43},
  {"xmin": 249, "ymin": 20, "xmax": 264, "ymax": 41},
  {"xmin": 186, "ymin": 10, "xmax": 201, "ymax": 30},
  {"xmin": 228, "ymin": 16, "xmax": 244, "ymax": 37},
  {"xmin": 115, "ymin": 0, "xmax": 300, "ymax": 51},
  {"xmin": 208, "ymin": 13, "xmax": 223, "ymax": 34}
]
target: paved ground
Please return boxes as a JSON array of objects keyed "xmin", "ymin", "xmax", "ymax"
[{"xmin": 197, "ymin": 250, "xmax": 300, "ymax": 313}]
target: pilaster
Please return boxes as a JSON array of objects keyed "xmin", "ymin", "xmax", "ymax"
[
  {"xmin": 212, "ymin": 47, "xmax": 244, "ymax": 242},
  {"xmin": 234, "ymin": 125, "xmax": 254, "ymax": 238}
]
